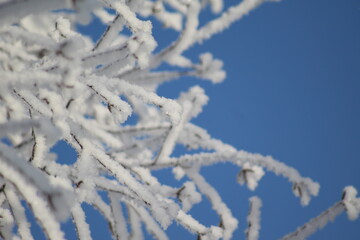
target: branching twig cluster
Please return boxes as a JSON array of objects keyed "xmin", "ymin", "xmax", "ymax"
[{"xmin": 0, "ymin": 0, "xmax": 359, "ymax": 239}]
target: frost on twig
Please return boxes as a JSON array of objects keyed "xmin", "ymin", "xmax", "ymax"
[
  {"xmin": 246, "ymin": 196, "xmax": 262, "ymax": 240},
  {"xmin": 280, "ymin": 186, "xmax": 360, "ymax": 240},
  {"xmin": 0, "ymin": 0, "xmax": 356, "ymax": 239}
]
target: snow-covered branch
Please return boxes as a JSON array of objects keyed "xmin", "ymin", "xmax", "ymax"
[
  {"xmin": 246, "ymin": 196, "xmax": 262, "ymax": 240},
  {"xmin": 0, "ymin": 0, "xmax": 356, "ymax": 239},
  {"xmin": 280, "ymin": 186, "xmax": 360, "ymax": 240}
]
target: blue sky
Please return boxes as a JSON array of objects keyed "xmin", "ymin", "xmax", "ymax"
[
  {"xmin": 49, "ymin": 0, "xmax": 360, "ymax": 239},
  {"xmin": 156, "ymin": 0, "xmax": 360, "ymax": 239}
]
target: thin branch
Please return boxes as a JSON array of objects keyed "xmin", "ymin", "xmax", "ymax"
[{"xmin": 246, "ymin": 196, "xmax": 262, "ymax": 240}]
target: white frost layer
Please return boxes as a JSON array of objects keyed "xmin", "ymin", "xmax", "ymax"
[{"xmin": 246, "ymin": 196, "xmax": 262, "ymax": 240}]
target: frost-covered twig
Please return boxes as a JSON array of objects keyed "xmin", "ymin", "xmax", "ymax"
[
  {"xmin": 150, "ymin": 150, "xmax": 319, "ymax": 205},
  {"xmin": 186, "ymin": 168, "xmax": 238, "ymax": 240},
  {"xmin": 71, "ymin": 203, "xmax": 92, "ymax": 240},
  {"xmin": 280, "ymin": 186, "xmax": 360, "ymax": 240},
  {"xmin": 0, "ymin": 0, "xmax": 70, "ymax": 28},
  {"xmin": 246, "ymin": 196, "xmax": 262, "ymax": 240},
  {"xmin": 194, "ymin": 0, "xmax": 266, "ymax": 44},
  {"xmin": 3, "ymin": 184, "xmax": 34, "ymax": 240}
]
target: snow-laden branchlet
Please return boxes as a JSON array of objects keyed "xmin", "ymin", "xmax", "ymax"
[
  {"xmin": 0, "ymin": 0, "xmax": 357, "ymax": 239},
  {"xmin": 246, "ymin": 196, "xmax": 262, "ymax": 240},
  {"xmin": 280, "ymin": 186, "xmax": 360, "ymax": 240}
]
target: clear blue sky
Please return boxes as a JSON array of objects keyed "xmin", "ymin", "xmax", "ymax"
[
  {"xmin": 157, "ymin": 0, "xmax": 360, "ymax": 239},
  {"xmin": 49, "ymin": 0, "xmax": 359, "ymax": 239}
]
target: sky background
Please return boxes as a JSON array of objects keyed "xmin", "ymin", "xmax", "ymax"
[
  {"xmin": 48, "ymin": 0, "xmax": 360, "ymax": 239},
  {"xmin": 157, "ymin": 0, "xmax": 360, "ymax": 239}
]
